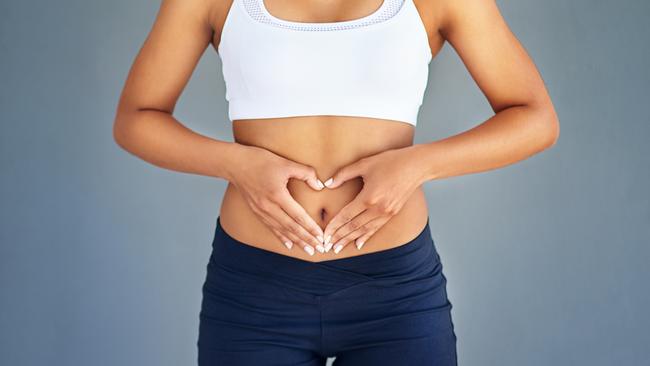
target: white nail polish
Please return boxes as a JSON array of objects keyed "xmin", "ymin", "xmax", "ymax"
[
  {"xmin": 324, "ymin": 242, "xmax": 333, "ymax": 252},
  {"xmin": 325, "ymin": 235, "xmax": 332, "ymax": 245},
  {"xmin": 316, "ymin": 245, "xmax": 325, "ymax": 253},
  {"xmin": 334, "ymin": 243, "xmax": 343, "ymax": 254},
  {"xmin": 316, "ymin": 180, "xmax": 325, "ymax": 189},
  {"xmin": 284, "ymin": 241, "xmax": 293, "ymax": 249},
  {"xmin": 317, "ymin": 235, "xmax": 324, "ymax": 243},
  {"xmin": 304, "ymin": 246, "xmax": 315, "ymax": 256},
  {"xmin": 356, "ymin": 240, "xmax": 365, "ymax": 250},
  {"xmin": 323, "ymin": 178, "xmax": 334, "ymax": 187}
]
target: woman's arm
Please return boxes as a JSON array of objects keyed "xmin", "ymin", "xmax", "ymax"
[
  {"xmin": 320, "ymin": 0, "xmax": 559, "ymax": 253},
  {"xmin": 113, "ymin": 0, "xmax": 327, "ymax": 254},
  {"xmin": 112, "ymin": 0, "xmax": 239, "ymax": 179},
  {"xmin": 413, "ymin": 0, "xmax": 560, "ymax": 181}
]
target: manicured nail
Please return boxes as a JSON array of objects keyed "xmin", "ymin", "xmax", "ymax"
[
  {"xmin": 334, "ymin": 243, "xmax": 343, "ymax": 254},
  {"xmin": 323, "ymin": 178, "xmax": 334, "ymax": 187},
  {"xmin": 316, "ymin": 180, "xmax": 325, "ymax": 189},
  {"xmin": 317, "ymin": 235, "xmax": 324, "ymax": 243},
  {"xmin": 316, "ymin": 244, "xmax": 325, "ymax": 253},
  {"xmin": 324, "ymin": 235, "xmax": 332, "ymax": 246},
  {"xmin": 324, "ymin": 242, "xmax": 333, "ymax": 252},
  {"xmin": 284, "ymin": 241, "xmax": 293, "ymax": 250},
  {"xmin": 304, "ymin": 246, "xmax": 315, "ymax": 256},
  {"xmin": 356, "ymin": 240, "xmax": 365, "ymax": 250}
]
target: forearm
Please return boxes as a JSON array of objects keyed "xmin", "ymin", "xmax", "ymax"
[
  {"xmin": 113, "ymin": 109, "xmax": 242, "ymax": 181},
  {"xmin": 414, "ymin": 104, "xmax": 559, "ymax": 183}
]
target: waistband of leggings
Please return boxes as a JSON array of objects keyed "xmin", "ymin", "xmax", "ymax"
[{"xmin": 210, "ymin": 216, "xmax": 437, "ymax": 279}]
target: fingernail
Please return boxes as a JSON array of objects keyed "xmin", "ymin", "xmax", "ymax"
[
  {"xmin": 304, "ymin": 246, "xmax": 315, "ymax": 256},
  {"xmin": 324, "ymin": 242, "xmax": 333, "ymax": 252},
  {"xmin": 317, "ymin": 235, "xmax": 324, "ymax": 243},
  {"xmin": 316, "ymin": 244, "xmax": 325, "ymax": 253},
  {"xmin": 356, "ymin": 240, "xmax": 365, "ymax": 250},
  {"xmin": 284, "ymin": 241, "xmax": 293, "ymax": 250},
  {"xmin": 325, "ymin": 235, "xmax": 332, "ymax": 246},
  {"xmin": 323, "ymin": 178, "xmax": 334, "ymax": 187},
  {"xmin": 334, "ymin": 243, "xmax": 343, "ymax": 254},
  {"xmin": 316, "ymin": 180, "xmax": 325, "ymax": 189}
]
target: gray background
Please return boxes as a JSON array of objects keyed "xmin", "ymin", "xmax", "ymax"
[{"xmin": 1, "ymin": 0, "xmax": 648, "ymax": 365}]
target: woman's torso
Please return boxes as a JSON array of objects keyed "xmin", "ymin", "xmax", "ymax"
[{"xmin": 210, "ymin": 0, "xmax": 445, "ymax": 262}]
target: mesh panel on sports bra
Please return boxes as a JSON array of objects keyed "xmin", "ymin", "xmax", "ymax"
[{"xmin": 242, "ymin": 0, "xmax": 406, "ymax": 32}]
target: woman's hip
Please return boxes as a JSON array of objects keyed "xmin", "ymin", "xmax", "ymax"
[{"xmin": 202, "ymin": 213, "xmax": 446, "ymax": 299}]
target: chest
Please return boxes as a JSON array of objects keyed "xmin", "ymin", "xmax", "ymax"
[{"xmin": 219, "ymin": 0, "xmax": 432, "ymax": 96}]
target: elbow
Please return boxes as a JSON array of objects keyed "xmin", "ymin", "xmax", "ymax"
[
  {"xmin": 531, "ymin": 99, "xmax": 560, "ymax": 151},
  {"xmin": 541, "ymin": 104, "xmax": 560, "ymax": 149},
  {"xmin": 112, "ymin": 108, "xmax": 137, "ymax": 153},
  {"xmin": 112, "ymin": 113, "xmax": 128, "ymax": 151}
]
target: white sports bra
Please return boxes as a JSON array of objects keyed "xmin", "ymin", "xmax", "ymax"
[{"xmin": 217, "ymin": 0, "xmax": 433, "ymax": 127}]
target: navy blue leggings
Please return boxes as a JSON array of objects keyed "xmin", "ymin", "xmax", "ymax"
[{"xmin": 197, "ymin": 216, "xmax": 457, "ymax": 365}]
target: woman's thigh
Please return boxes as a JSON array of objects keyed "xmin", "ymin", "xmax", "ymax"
[
  {"xmin": 332, "ymin": 334, "xmax": 456, "ymax": 366},
  {"xmin": 198, "ymin": 341, "xmax": 326, "ymax": 366},
  {"xmin": 196, "ymin": 248, "xmax": 326, "ymax": 365},
  {"xmin": 320, "ymin": 229, "xmax": 458, "ymax": 365}
]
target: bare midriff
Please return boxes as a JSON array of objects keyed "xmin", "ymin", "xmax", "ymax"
[{"xmin": 218, "ymin": 115, "xmax": 430, "ymax": 263}]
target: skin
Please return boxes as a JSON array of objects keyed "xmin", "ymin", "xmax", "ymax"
[{"xmin": 113, "ymin": 0, "xmax": 559, "ymax": 263}]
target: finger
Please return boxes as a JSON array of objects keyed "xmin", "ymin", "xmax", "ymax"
[
  {"xmin": 327, "ymin": 209, "xmax": 378, "ymax": 252},
  {"xmin": 277, "ymin": 226, "xmax": 317, "ymax": 256},
  {"xmin": 265, "ymin": 202, "xmax": 322, "ymax": 255},
  {"xmin": 330, "ymin": 214, "xmax": 383, "ymax": 254},
  {"xmin": 276, "ymin": 189, "xmax": 325, "ymax": 245},
  {"xmin": 263, "ymin": 214, "xmax": 316, "ymax": 255},
  {"xmin": 285, "ymin": 162, "xmax": 325, "ymax": 191},
  {"xmin": 322, "ymin": 197, "xmax": 368, "ymax": 251},
  {"xmin": 354, "ymin": 215, "xmax": 391, "ymax": 250},
  {"xmin": 249, "ymin": 196, "xmax": 319, "ymax": 256},
  {"xmin": 268, "ymin": 226, "xmax": 294, "ymax": 251},
  {"xmin": 248, "ymin": 201, "xmax": 295, "ymax": 250},
  {"xmin": 323, "ymin": 159, "xmax": 366, "ymax": 189}
]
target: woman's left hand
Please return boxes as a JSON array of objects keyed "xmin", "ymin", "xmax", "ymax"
[{"xmin": 322, "ymin": 145, "xmax": 428, "ymax": 254}]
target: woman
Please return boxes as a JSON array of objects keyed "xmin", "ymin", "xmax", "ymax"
[{"xmin": 113, "ymin": 0, "xmax": 559, "ymax": 364}]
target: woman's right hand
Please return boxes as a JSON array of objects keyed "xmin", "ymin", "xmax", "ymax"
[{"xmin": 224, "ymin": 144, "xmax": 326, "ymax": 255}]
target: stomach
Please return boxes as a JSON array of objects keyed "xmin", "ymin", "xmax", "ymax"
[{"xmin": 218, "ymin": 115, "xmax": 430, "ymax": 262}]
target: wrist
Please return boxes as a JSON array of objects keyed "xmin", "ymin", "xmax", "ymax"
[
  {"xmin": 407, "ymin": 143, "xmax": 441, "ymax": 185},
  {"xmin": 215, "ymin": 141, "xmax": 252, "ymax": 182}
]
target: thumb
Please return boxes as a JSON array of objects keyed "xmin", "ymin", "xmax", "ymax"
[
  {"xmin": 323, "ymin": 160, "xmax": 366, "ymax": 189},
  {"xmin": 286, "ymin": 163, "xmax": 325, "ymax": 191}
]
